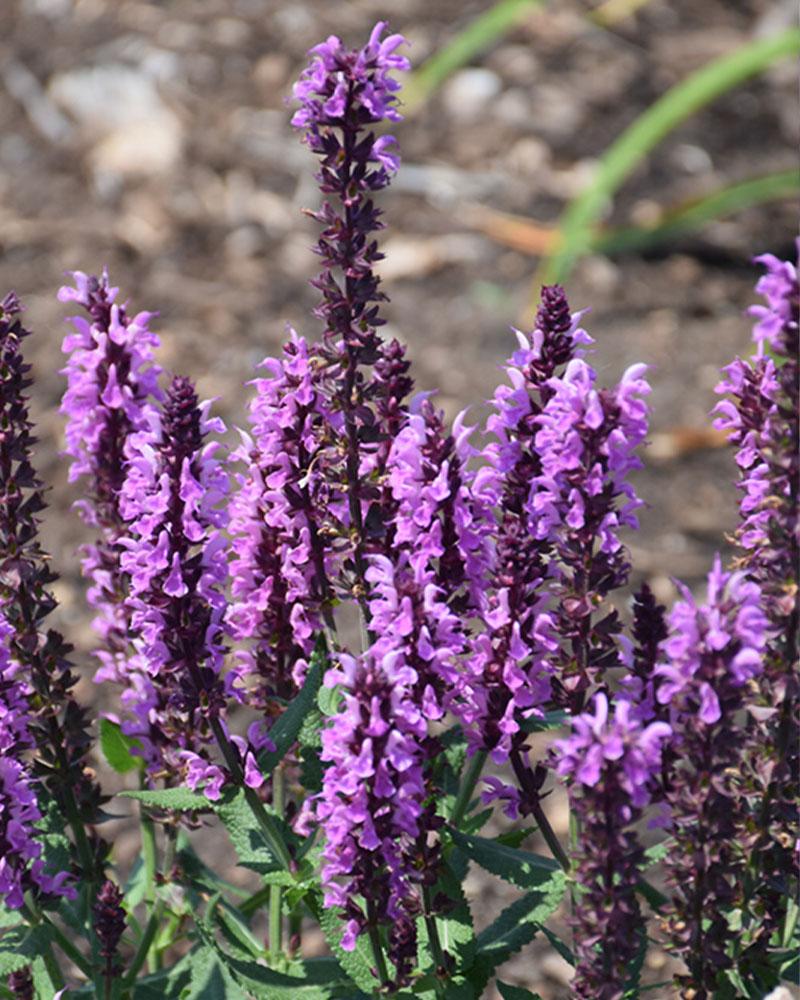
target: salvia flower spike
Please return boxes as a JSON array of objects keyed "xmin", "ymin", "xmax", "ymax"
[
  {"xmin": 59, "ymin": 270, "xmax": 163, "ymax": 684},
  {"xmin": 119, "ymin": 375, "xmax": 230, "ymax": 798}
]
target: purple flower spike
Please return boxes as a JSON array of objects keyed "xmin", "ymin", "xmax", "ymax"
[
  {"xmin": 0, "ymin": 613, "xmax": 74, "ymax": 908},
  {"xmin": 313, "ymin": 651, "xmax": 427, "ymax": 986},
  {"xmin": 529, "ymin": 357, "xmax": 650, "ymax": 708},
  {"xmin": 228, "ymin": 333, "xmax": 336, "ymax": 709},
  {"xmin": 655, "ymin": 558, "xmax": 768, "ymax": 993},
  {"xmin": 1, "ymin": 292, "xmax": 104, "ymax": 876},
  {"xmin": 119, "ymin": 376, "xmax": 229, "ymax": 798},
  {"xmin": 59, "ymin": 270, "xmax": 163, "ymax": 684},
  {"xmin": 292, "ymin": 23, "xmax": 411, "ymax": 610},
  {"xmin": 467, "ymin": 287, "xmax": 590, "ymax": 813},
  {"xmin": 552, "ymin": 692, "xmax": 670, "ymax": 999}
]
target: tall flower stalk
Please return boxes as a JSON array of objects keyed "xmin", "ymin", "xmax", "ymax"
[
  {"xmin": 119, "ymin": 376, "xmax": 230, "ymax": 798},
  {"xmin": 655, "ymin": 559, "xmax": 768, "ymax": 996},
  {"xmin": 553, "ymin": 692, "xmax": 670, "ymax": 998},
  {"xmin": 291, "ymin": 22, "xmax": 410, "ymax": 615},
  {"xmin": 59, "ymin": 270, "xmax": 162, "ymax": 684},
  {"xmin": 0, "ymin": 292, "xmax": 104, "ymax": 879}
]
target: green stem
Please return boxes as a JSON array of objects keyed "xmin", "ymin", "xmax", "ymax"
[
  {"xmin": 451, "ymin": 750, "xmax": 487, "ymax": 827},
  {"xmin": 209, "ymin": 718, "xmax": 294, "ymax": 871},
  {"xmin": 20, "ymin": 902, "xmax": 71, "ymax": 986},
  {"xmin": 366, "ymin": 919, "xmax": 389, "ymax": 989},
  {"xmin": 269, "ymin": 765, "xmax": 285, "ymax": 963},
  {"xmin": 422, "ymin": 885, "xmax": 445, "ymax": 986},
  {"xmin": 240, "ymin": 885, "xmax": 272, "ymax": 918},
  {"xmin": 140, "ymin": 788, "xmax": 157, "ymax": 907},
  {"xmin": 123, "ymin": 831, "xmax": 177, "ymax": 987},
  {"xmin": 530, "ymin": 799, "xmax": 571, "ymax": 872}
]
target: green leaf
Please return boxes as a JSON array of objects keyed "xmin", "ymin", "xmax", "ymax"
[
  {"xmin": 450, "ymin": 828, "xmax": 564, "ymax": 891},
  {"xmin": 418, "ymin": 855, "xmax": 476, "ymax": 977},
  {"xmin": 470, "ymin": 884, "xmax": 566, "ymax": 990},
  {"xmin": 257, "ymin": 643, "xmax": 326, "ymax": 777},
  {"xmin": 132, "ymin": 954, "xmax": 194, "ymax": 999},
  {"xmin": 0, "ymin": 925, "xmax": 54, "ymax": 977},
  {"xmin": 641, "ymin": 839, "xmax": 672, "ymax": 869},
  {"xmin": 99, "ymin": 717, "xmax": 143, "ymax": 774},
  {"xmin": 405, "ymin": 0, "xmax": 545, "ymax": 110},
  {"xmin": 519, "ymin": 710, "xmax": 568, "ymax": 734},
  {"xmin": 214, "ymin": 950, "xmax": 361, "ymax": 999},
  {"xmin": 622, "ymin": 926, "xmax": 647, "ymax": 999},
  {"xmin": 184, "ymin": 946, "xmax": 249, "ymax": 999},
  {"xmin": 541, "ymin": 28, "xmax": 800, "ymax": 283},
  {"xmin": 120, "ymin": 788, "xmax": 213, "ymax": 812},
  {"xmin": 594, "ymin": 169, "xmax": 800, "ymax": 256},
  {"xmin": 213, "ymin": 789, "xmax": 284, "ymax": 875},
  {"xmin": 498, "ymin": 983, "xmax": 542, "ymax": 1000},
  {"xmin": 316, "ymin": 900, "xmax": 378, "ymax": 993},
  {"xmin": 538, "ymin": 925, "xmax": 574, "ymax": 967}
]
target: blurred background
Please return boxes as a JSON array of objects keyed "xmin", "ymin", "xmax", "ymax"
[{"xmin": 0, "ymin": 0, "xmax": 797, "ymax": 995}]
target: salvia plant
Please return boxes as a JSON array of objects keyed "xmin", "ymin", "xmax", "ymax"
[{"xmin": 0, "ymin": 22, "xmax": 796, "ymax": 1000}]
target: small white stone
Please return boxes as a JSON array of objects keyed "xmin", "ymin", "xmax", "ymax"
[{"xmin": 441, "ymin": 68, "xmax": 503, "ymax": 120}]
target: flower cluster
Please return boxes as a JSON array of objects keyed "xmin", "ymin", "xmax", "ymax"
[
  {"xmin": 118, "ymin": 376, "xmax": 229, "ymax": 796},
  {"xmin": 0, "ymin": 614, "xmax": 72, "ymax": 908},
  {"xmin": 713, "ymin": 246, "xmax": 799, "ymax": 966},
  {"xmin": 553, "ymin": 692, "xmax": 670, "ymax": 999},
  {"xmin": 60, "ymin": 270, "xmax": 162, "ymax": 683},
  {"xmin": 314, "ymin": 652, "xmax": 428, "ymax": 985},
  {"xmin": 530, "ymin": 357, "xmax": 650, "ymax": 708},
  {"xmin": 655, "ymin": 558, "xmax": 768, "ymax": 993},
  {"xmin": 228, "ymin": 333, "xmax": 336, "ymax": 710},
  {"xmin": 291, "ymin": 23, "xmax": 411, "ymax": 610},
  {"xmin": 0, "ymin": 292, "xmax": 104, "ymax": 873},
  {"xmin": 465, "ymin": 290, "xmax": 586, "ymax": 803}
]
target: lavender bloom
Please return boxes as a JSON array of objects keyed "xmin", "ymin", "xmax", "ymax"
[
  {"xmin": 59, "ymin": 270, "xmax": 162, "ymax": 684},
  {"xmin": 314, "ymin": 651, "xmax": 427, "ymax": 985},
  {"xmin": 292, "ymin": 23, "xmax": 410, "ymax": 609},
  {"xmin": 529, "ymin": 357, "xmax": 650, "ymax": 708},
  {"xmin": 312, "ymin": 399, "xmax": 479, "ymax": 978},
  {"xmin": 552, "ymin": 692, "xmax": 670, "ymax": 999},
  {"xmin": 228, "ymin": 333, "xmax": 336, "ymax": 712},
  {"xmin": 467, "ymin": 290, "xmax": 589, "ymax": 797},
  {"xmin": 118, "ymin": 376, "xmax": 229, "ymax": 798},
  {"xmin": 655, "ymin": 558, "xmax": 768, "ymax": 994},
  {"xmin": 0, "ymin": 614, "xmax": 73, "ymax": 908},
  {"xmin": 713, "ymin": 247, "xmax": 799, "ymax": 965},
  {"xmin": 0, "ymin": 292, "xmax": 104, "ymax": 871}
]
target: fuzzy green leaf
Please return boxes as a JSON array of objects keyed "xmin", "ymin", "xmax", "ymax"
[
  {"xmin": 257, "ymin": 642, "xmax": 326, "ymax": 776},
  {"xmin": 99, "ymin": 717, "xmax": 143, "ymax": 774},
  {"xmin": 120, "ymin": 788, "xmax": 213, "ymax": 812},
  {"xmin": 450, "ymin": 828, "xmax": 565, "ymax": 891},
  {"xmin": 0, "ymin": 925, "xmax": 54, "ymax": 977},
  {"xmin": 316, "ymin": 900, "xmax": 377, "ymax": 993}
]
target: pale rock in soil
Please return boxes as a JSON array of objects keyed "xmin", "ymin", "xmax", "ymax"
[{"xmin": 442, "ymin": 68, "xmax": 503, "ymax": 121}]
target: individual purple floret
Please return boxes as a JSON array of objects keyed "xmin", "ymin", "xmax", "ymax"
[
  {"xmin": 713, "ymin": 246, "xmax": 798, "ymax": 966},
  {"xmin": 228, "ymin": 333, "xmax": 337, "ymax": 711},
  {"xmin": 552, "ymin": 692, "xmax": 670, "ymax": 1000},
  {"xmin": 529, "ymin": 357, "xmax": 650, "ymax": 709},
  {"xmin": 655, "ymin": 558, "xmax": 768, "ymax": 995},
  {"xmin": 59, "ymin": 270, "xmax": 162, "ymax": 684},
  {"xmin": 118, "ymin": 376, "xmax": 229, "ymax": 798},
  {"xmin": 0, "ymin": 614, "xmax": 73, "ymax": 908},
  {"xmin": 292, "ymin": 23, "xmax": 410, "ymax": 612}
]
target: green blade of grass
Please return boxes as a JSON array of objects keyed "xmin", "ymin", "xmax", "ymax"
[
  {"xmin": 593, "ymin": 168, "xmax": 800, "ymax": 255},
  {"xmin": 405, "ymin": 0, "xmax": 544, "ymax": 111},
  {"xmin": 540, "ymin": 28, "xmax": 800, "ymax": 284}
]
